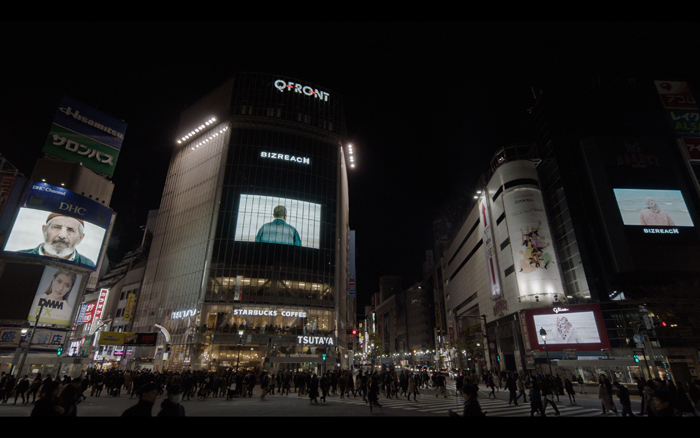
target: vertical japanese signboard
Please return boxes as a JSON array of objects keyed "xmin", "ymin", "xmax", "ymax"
[
  {"xmin": 654, "ymin": 80, "xmax": 700, "ymax": 161},
  {"xmin": 41, "ymin": 95, "xmax": 127, "ymax": 177}
]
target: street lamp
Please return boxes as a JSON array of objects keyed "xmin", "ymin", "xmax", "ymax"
[
  {"xmin": 235, "ymin": 329, "xmax": 245, "ymax": 373},
  {"xmin": 539, "ymin": 327, "xmax": 553, "ymax": 376}
]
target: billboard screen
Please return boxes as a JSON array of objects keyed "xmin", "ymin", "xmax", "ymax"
[
  {"xmin": 41, "ymin": 95, "xmax": 127, "ymax": 177},
  {"xmin": 502, "ymin": 188, "xmax": 565, "ymax": 298},
  {"xmin": 234, "ymin": 194, "xmax": 321, "ymax": 249},
  {"xmin": 27, "ymin": 266, "xmax": 84, "ymax": 326},
  {"xmin": 524, "ymin": 304, "xmax": 610, "ymax": 351},
  {"xmin": 2, "ymin": 182, "xmax": 112, "ymax": 270},
  {"xmin": 613, "ymin": 188, "xmax": 694, "ymax": 227}
]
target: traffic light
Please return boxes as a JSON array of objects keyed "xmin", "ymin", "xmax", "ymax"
[
  {"xmin": 633, "ymin": 354, "xmax": 640, "ymax": 363},
  {"xmin": 351, "ymin": 329, "xmax": 357, "ymax": 335},
  {"xmin": 56, "ymin": 347, "xmax": 63, "ymax": 356},
  {"xmin": 322, "ymin": 353, "xmax": 327, "ymax": 361},
  {"xmin": 496, "ymin": 355, "xmax": 501, "ymax": 362}
]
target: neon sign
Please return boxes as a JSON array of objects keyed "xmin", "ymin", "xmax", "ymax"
[{"xmin": 274, "ymin": 79, "xmax": 330, "ymax": 102}]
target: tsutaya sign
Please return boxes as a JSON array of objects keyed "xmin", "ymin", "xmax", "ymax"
[
  {"xmin": 297, "ymin": 336, "xmax": 335, "ymax": 346},
  {"xmin": 274, "ymin": 79, "xmax": 330, "ymax": 102}
]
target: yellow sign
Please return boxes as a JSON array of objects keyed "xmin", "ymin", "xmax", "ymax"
[
  {"xmin": 123, "ymin": 293, "xmax": 136, "ymax": 321},
  {"xmin": 98, "ymin": 331, "xmax": 138, "ymax": 345}
]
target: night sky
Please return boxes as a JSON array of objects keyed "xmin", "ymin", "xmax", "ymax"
[{"xmin": 2, "ymin": 22, "xmax": 698, "ymax": 311}]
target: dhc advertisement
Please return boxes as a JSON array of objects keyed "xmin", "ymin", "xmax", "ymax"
[{"xmin": 2, "ymin": 182, "xmax": 113, "ymax": 270}]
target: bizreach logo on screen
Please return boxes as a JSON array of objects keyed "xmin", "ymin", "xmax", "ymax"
[{"xmin": 260, "ymin": 151, "xmax": 310, "ymax": 164}]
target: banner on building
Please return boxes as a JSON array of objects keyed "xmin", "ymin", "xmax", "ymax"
[
  {"xmin": 0, "ymin": 326, "xmax": 68, "ymax": 350},
  {"xmin": 41, "ymin": 95, "xmax": 127, "ymax": 177},
  {"xmin": 98, "ymin": 331, "xmax": 158, "ymax": 346},
  {"xmin": 654, "ymin": 80, "xmax": 700, "ymax": 161},
  {"xmin": 27, "ymin": 266, "xmax": 84, "ymax": 326},
  {"xmin": 2, "ymin": 182, "xmax": 113, "ymax": 271},
  {"xmin": 502, "ymin": 188, "xmax": 565, "ymax": 299}
]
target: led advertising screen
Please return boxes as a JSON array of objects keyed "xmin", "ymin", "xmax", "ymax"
[
  {"xmin": 524, "ymin": 304, "xmax": 610, "ymax": 352},
  {"xmin": 2, "ymin": 182, "xmax": 113, "ymax": 270},
  {"xmin": 235, "ymin": 194, "xmax": 320, "ymax": 249},
  {"xmin": 27, "ymin": 266, "xmax": 84, "ymax": 326},
  {"xmin": 613, "ymin": 188, "xmax": 694, "ymax": 228}
]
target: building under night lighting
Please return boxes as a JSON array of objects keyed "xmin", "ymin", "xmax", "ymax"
[{"xmin": 128, "ymin": 73, "xmax": 352, "ymax": 372}]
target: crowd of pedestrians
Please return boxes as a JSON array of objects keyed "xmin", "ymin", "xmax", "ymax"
[{"xmin": 3, "ymin": 366, "xmax": 699, "ymax": 417}]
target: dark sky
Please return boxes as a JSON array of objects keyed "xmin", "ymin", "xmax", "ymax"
[{"xmin": 2, "ymin": 22, "xmax": 698, "ymax": 311}]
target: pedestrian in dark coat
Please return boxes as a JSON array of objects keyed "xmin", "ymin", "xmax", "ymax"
[
  {"xmin": 158, "ymin": 384, "xmax": 185, "ymax": 417},
  {"xmin": 449, "ymin": 384, "xmax": 484, "ymax": 417},
  {"xmin": 30, "ymin": 382, "xmax": 64, "ymax": 417},
  {"xmin": 122, "ymin": 382, "xmax": 158, "ymax": 417},
  {"xmin": 58, "ymin": 377, "xmax": 82, "ymax": 416},
  {"xmin": 612, "ymin": 382, "xmax": 634, "ymax": 417}
]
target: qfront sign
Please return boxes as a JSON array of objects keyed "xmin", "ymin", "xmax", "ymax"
[{"xmin": 273, "ymin": 79, "xmax": 330, "ymax": 102}]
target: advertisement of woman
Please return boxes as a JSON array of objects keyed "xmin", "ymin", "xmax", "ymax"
[{"xmin": 27, "ymin": 266, "xmax": 82, "ymax": 326}]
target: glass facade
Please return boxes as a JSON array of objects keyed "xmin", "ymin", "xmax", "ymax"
[{"xmin": 131, "ymin": 73, "xmax": 349, "ymax": 372}]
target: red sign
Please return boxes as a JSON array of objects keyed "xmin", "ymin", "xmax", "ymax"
[
  {"xmin": 682, "ymin": 137, "xmax": 700, "ymax": 161},
  {"xmin": 94, "ymin": 289, "xmax": 109, "ymax": 322},
  {"xmin": 82, "ymin": 301, "xmax": 97, "ymax": 324}
]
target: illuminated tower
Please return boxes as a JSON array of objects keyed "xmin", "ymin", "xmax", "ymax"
[{"xmin": 130, "ymin": 73, "xmax": 351, "ymax": 372}]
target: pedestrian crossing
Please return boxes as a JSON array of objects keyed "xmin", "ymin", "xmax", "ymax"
[{"xmin": 331, "ymin": 386, "xmax": 604, "ymax": 417}]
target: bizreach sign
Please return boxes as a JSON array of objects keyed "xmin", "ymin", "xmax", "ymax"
[{"xmin": 274, "ymin": 79, "xmax": 330, "ymax": 102}]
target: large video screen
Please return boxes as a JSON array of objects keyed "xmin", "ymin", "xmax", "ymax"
[
  {"xmin": 613, "ymin": 188, "xmax": 694, "ymax": 227},
  {"xmin": 2, "ymin": 182, "xmax": 112, "ymax": 270},
  {"xmin": 234, "ymin": 194, "xmax": 321, "ymax": 249},
  {"xmin": 27, "ymin": 266, "xmax": 84, "ymax": 326},
  {"xmin": 532, "ymin": 311, "xmax": 602, "ymax": 345}
]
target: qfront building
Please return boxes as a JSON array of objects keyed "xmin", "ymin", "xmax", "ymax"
[{"xmin": 129, "ymin": 73, "xmax": 351, "ymax": 373}]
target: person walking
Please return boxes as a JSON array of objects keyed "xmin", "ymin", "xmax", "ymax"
[
  {"xmin": 541, "ymin": 376, "xmax": 560, "ymax": 416},
  {"xmin": 529, "ymin": 381, "xmax": 546, "ymax": 417},
  {"xmin": 122, "ymin": 382, "xmax": 158, "ymax": 417},
  {"xmin": 564, "ymin": 378, "xmax": 576, "ymax": 404},
  {"xmin": 259, "ymin": 371, "xmax": 270, "ymax": 400},
  {"xmin": 598, "ymin": 376, "xmax": 619, "ymax": 415},
  {"xmin": 487, "ymin": 375, "xmax": 497, "ymax": 399},
  {"xmin": 13, "ymin": 375, "xmax": 30, "ymax": 405},
  {"xmin": 58, "ymin": 377, "xmax": 83, "ymax": 417},
  {"xmin": 28, "ymin": 374, "xmax": 42, "ymax": 404},
  {"xmin": 449, "ymin": 383, "xmax": 484, "ymax": 417},
  {"xmin": 308, "ymin": 374, "xmax": 319, "ymax": 405},
  {"xmin": 368, "ymin": 373, "xmax": 382, "ymax": 413},
  {"xmin": 612, "ymin": 382, "xmax": 634, "ymax": 417},
  {"xmin": 407, "ymin": 373, "xmax": 418, "ymax": 401},
  {"xmin": 516, "ymin": 373, "xmax": 528, "ymax": 403},
  {"xmin": 506, "ymin": 372, "xmax": 518, "ymax": 405},
  {"xmin": 158, "ymin": 384, "xmax": 186, "ymax": 416},
  {"xmin": 30, "ymin": 381, "xmax": 64, "ymax": 417}
]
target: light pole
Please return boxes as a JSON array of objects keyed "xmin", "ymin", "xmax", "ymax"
[
  {"xmin": 16, "ymin": 304, "xmax": 44, "ymax": 377},
  {"xmin": 235, "ymin": 329, "xmax": 244, "ymax": 373},
  {"xmin": 539, "ymin": 327, "xmax": 553, "ymax": 376}
]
